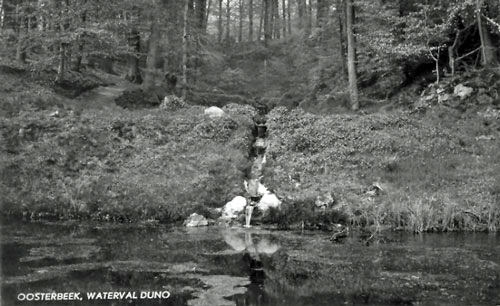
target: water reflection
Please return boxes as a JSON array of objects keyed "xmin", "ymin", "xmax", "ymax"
[{"xmin": 222, "ymin": 230, "xmax": 280, "ymax": 306}]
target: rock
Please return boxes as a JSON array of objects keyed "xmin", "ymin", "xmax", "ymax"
[
  {"xmin": 184, "ymin": 213, "xmax": 208, "ymax": 227},
  {"xmin": 204, "ymin": 106, "xmax": 225, "ymax": 118},
  {"xmin": 315, "ymin": 192, "xmax": 335, "ymax": 209},
  {"xmin": 221, "ymin": 196, "xmax": 247, "ymax": 219},
  {"xmin": 160, "ymin": 95, "xmax": 186, "ymax": 110},
  {"xmin": 453, "ymin": 84, "xmax": 473, "ymax": 99},
  {"xmin": 257, "ymin": 193, "xmax": 281, "ymax": 211}
]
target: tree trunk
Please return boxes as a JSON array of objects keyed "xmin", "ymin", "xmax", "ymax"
[
  {"xmin": 274, "ymin": 0, "xmax": 280, "ymax": 39},
  {"xmin": 226, "ymin": 0, "xmax": 230, "ymax": 42},
  {"xmin": 317, "ymin": 0, "xmax": 328, "ymax": 29},
  {"xmin": 258, "ymin": 0, "xmax": 264, "ymax": 40},
  {"xmin": 218, "ymin": 0, "xmax": 223, "ymax": 43},
  {"xmin": 1, "ymin": 0, "xmax": 5, "ymax": 29},
  {"xmin": 287, "ymin": 0, "xmax": 292, "ymax": 34},
  {"xmin": 74, "ymin": 1, "xmax": 87, "ymax": 72},
  {"xmin": 182, "ymin": 0, "xmax": 190, "ymax": 99},
  {"xmin": 15, "ymin": 3, "xmax": 26, "ymax": 64},
  {"xmin": 143, "ymin": 21, "xmax": 161, "ymax": 91},
  {"xmin": 336, "ymin": 0, "xmax": 346, "ymax": 79},
  {"xmin": 205, "ymin": 0, "xmax": 212, "ymax": 31},
  {"xmin": 239, "ymin": 0, "xmax": 243, "ymax": 42},
  {"xmin": 282, "ymin": 0, "xmax": 286, "ymax": 37},
  {"xmin": 264, "ymin": 0, "xmax": 271, "ymax": 45},
  {"xmin": 126, "ymin": 28, "xmax": 142, "ymax": 84},
  {"xmin": 249, "ymin": 0, "xmax": 254, "ymax": 40},
  {"xmin": 296, "ymin": 0, "xmax": 306, "ymax": 30},
  {"xmin": 56, "ymin": 0, "xmax": 71, "ymax": 83},
  {"xmin": 345, "ymin": 0, "xmax": 358, "ymax": 110},
  {"xmin": 270, "ymin": 0, "xmax": 274, "ymax": 38},
  {"xmin": 196, "ymin": 0, "xmax": 207, "ymax": 31},
  {"xmin": 56, "ymin": 44, "xmax": 68, "ymax": 83},
  {"xmin": 307, "ymin": 0, "xmax": 312, "ymax": 32},
  {"xmin": 477, "ymin": 0, "xmax": 498, "ymax": 66}
]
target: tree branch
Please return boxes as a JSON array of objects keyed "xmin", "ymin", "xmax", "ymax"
[{"xmin": 456, "ymin": 46, "xmax": 481, "ymax": 61}]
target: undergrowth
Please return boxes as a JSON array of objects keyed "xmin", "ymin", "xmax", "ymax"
[
  {"xmin": 0, "ymin": 102, "xmax": 255, "ymax": 223},
  {"xmin": 264, "ymin": 100, "xmax": 500, "ymax": 232}
]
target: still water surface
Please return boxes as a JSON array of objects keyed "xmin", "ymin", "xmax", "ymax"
[{"xmin": 1, "ymin": 221, "xmax": 499, "ymax": 306}]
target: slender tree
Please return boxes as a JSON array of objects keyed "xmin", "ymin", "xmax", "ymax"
[
  {"xmin": 287, "ymin": 0, "xmax": 292, "ymax": 34},
  {"xmin": 477, "ymin": 0, "xmax": 498, "ymax": 66},
  {"xmin": 225, "ymin": 0, "xmax": 230, "ymax": 42},
  {"xmin": 307, "ymin": 0, "xmax": 312, "ymax": 32},
  {"xmin": 143, "ymin": 20, "xmax": 161, "ymax": 90},
  {"xmin": 282, "ymin": 0, "xmax": 286, "ymax": 37},
  {"xmin": 336, "ymin": 0, "xmax": 346, "ymax": 79},
  {"xmin": 15, "ymin": 2, "xmax": 27, "ymax": 64},
  {"xmin": 182, "ymin": 0, "xmax": 190, "ymax": 99},
  {"xmin": 218, "ymin": 0, "xmax": 223, "ymax": 42},
  {"xmin": 239, "ymin": 0, "xmax": 243, "ymax": 42},
  {"xmin": 264, "ymin": 0, "xmax": 271, "ymax": 45},
  {"xmin": 249, "ymin": 0, "xmax": 254, "ymax": 40},
  {"xmin": 273, "ymin": 0, "xmax": 280, "ymax": 39},
  {"xmin": 345, "ymin": 0, "xmax": 358, "ymax": 110}
]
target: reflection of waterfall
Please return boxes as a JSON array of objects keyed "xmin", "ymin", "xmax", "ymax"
[
  {"xmin": 222, "ymin": 230, "xmax": 278, "ymax": 306},
  {"xmin": 222, "ymin": 230, "xmax": 280, "ymax": 257}
]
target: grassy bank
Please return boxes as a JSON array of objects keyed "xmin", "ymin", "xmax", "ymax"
[
  {"xmin": 0, "ymin": 65, "xmax": 256, "ymax": 222},
  {"xmin": 263, "ymin": 103, "xmax": 500, "ymax": 232}
]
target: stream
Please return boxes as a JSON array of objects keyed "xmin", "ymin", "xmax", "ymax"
[{"xmin": 1, "ymin": 220, "xmax": 499, "ymax": 306}]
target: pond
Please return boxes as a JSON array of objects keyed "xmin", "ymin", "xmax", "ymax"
[{"xmin": 1, "ymin": 220, "xmax": 499, "ymax": 306}]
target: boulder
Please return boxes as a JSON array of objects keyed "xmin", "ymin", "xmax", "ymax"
[
  {"xmin": 204, "ymin": 106, "xmax": 225, "ymax": 118},
  {"xmin": 221, "ymin": 196, "xmax": 247, "ymax": 219},
  {"xmin": 257, "ymin": 193, "xmax": 281, "ymax": 211},
  {"xmin": 184, "ymin": 213, "xmax": 208, "ymax": 227},
  {"xmin": 315, "ymin": 192, "xmax": 335, "ymax": 209},
  {"xmin": 453, "ymin": 84, "xmax": 473, "ymax": 99}
]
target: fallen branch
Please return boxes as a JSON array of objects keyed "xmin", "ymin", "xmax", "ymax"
[{"xmin": 456, "ymin": 46, "xmax": 482, "ymax": 61}]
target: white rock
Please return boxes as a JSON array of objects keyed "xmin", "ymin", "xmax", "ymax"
[
  {"xmin": 222, "ymin": 196, "xmax": 247, "ymax": 219},
  {"xmin": 257, "ymin": 193, "xmax": 281, "ymax": 211},
  {"xmin": 204, "ymin": 106, "xmax": 225, "ymax": 118},
  {"xmin": 454, "ymin": 84, "xmax": 473, "ymax": 99},
  {"xmin": 184, "ymin": 213, "xmax": 208, "ymax": 227}
]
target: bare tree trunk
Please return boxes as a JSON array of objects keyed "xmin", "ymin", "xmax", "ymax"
[
  {"xmin": 182, "ymin": 0, "xmax": 190, "ymax": 99},
  {"xmin": 56, "ymin": 0, "xmax": 71, "ymax": 83},
  {"xmin": 317, "ymin": 0, "xmax": 327, "ymax": 28},
  {"xmin": 126, "ymin": 28, "xmax": 142, "ymax": 84},
  {"xmin": 239, "ymin": 0, "xmax": 243, "ymax": 42},
  {"xmin": 15, "ymin": 3, "xmax": 27, "ymax": 64},
  {"xmin": 196, "ymin": 0, "xmax": 207, "ymax": 31},
  {"xmin": 0, "ymin": 0, "xmax": 5, "ymax": 29},
  {"xmin": 287, "ymin": 0, "xmax": 291, "ymax": 34},
  {"xmin": 346, "ymin": 0, "xmax": 358, "ymax": 110},
  {"xmin": 282, "ymin": 0, "xmax": 286, "ymax": 37},
  {"xmin": 143, "ymin": 21, "xmax": 161, "ymax": 90},
  {"xmin": 249, "ymin": 0, "xmax": 254, "ymax": 40},
  {"xmin": 226, "ymin": 0, "xmax": 230, "ymax": 42},
  {"xmin": 336, "ymin": 0, "xmax": 346, "ymax": 79},
  {"xmin": 296, "ymin": 0, "xmax": 305, "ymax": 30},
  {"xmin": 477, "ymin": 0, "xmax": 498, "ymax": 66},
  {"xmin": 274, "ymin": 0, "xmax": 280, "ymax": 39},
  {"xmin": 218, "ymin": 0, "xmax": 223, "ymax": 43},
  {"xmin": 258, "ymin": 0, "xmax": 264, "ymax": 40},
  {"xmin": 74, "ymin": 0, "xmax": 87, "ymax": 72},
  {"xmin": 205, "ymin": 0, "xmax": 212, "ymax": 31},
  {"xmin": 264, "ymin": 0, "xmax": 271, "ymax": 45},
  {"xmin": 307, "ymin": 0, "xmax": 312, "ymax": 32}
]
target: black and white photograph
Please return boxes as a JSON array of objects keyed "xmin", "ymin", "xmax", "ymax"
[{"xmin": 1, "ymin": 0, "xmax": 500, "ymax": 305}]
